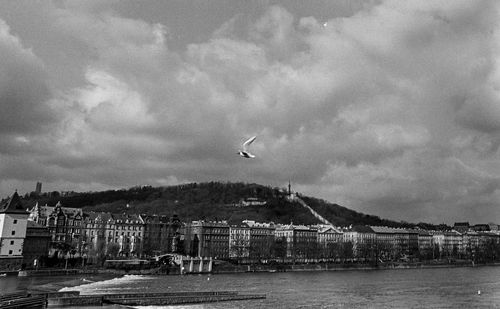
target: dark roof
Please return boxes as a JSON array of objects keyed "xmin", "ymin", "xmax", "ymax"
[
  {"xmin": 0, "ymin": 192, "xmax": 29, "ymax": 215},
  {"xmin": 27, "ymin": 221, "xmax": 47, "ymax": 229}
]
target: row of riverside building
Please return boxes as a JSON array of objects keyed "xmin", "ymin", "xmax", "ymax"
[{"xmin": 1, "ymin": 191, "xmax": 500, "ymax": 270}]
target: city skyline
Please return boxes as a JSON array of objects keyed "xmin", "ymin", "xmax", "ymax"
[{"xmin": 0, "ymin": 1, "xmax": 499, "ymax": 224}]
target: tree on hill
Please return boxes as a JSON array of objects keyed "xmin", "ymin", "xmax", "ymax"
[{"xmin": 17, "ymin": 181, "xmax": 441, "ymax": 228}]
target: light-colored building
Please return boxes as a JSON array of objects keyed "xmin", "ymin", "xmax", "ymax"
[
  {"xmin": 430, "ymin": 231, "xmax": 445, "ymax": 258},
  {"xmin": 316, "ymin": 225, "xmax": 343, "ymax": 260},
  {"xmin": 443, "ymin": 231, "xmax": 462, "ymax": 257},
  {"xmin": 370, "ymin": 226, "xmax": 419, "ymax": 260},
  {"xmin": 462, "ymin": 230, "xmax": 480, "ymax": 258},
  {"xmin": 275, "ymin": 224, "xmax": 318, "ymax": 262},
  {"xmin": 243, "ymin": 220, "xmax": 275, "ymax": 261},
  {"xmin": 229, "ymin": 223, "xmax": 250, "ymax": 260},
  {"xmin": 240, "ymin": 198, "xmax": 267, "ymax": 207},
  {"xmin": 343, "ymin": 226, "xmax": 376, "ymax": 259},
  {"xmin": 82, "ymin": 212, "xmax": 114, "ymax": 258},
  {"xmin": 0, "ymin": 192, "xmax": 29, "ymax": 270},
  {"xmin": 82, "ymin": 212, "xmax": 144, "ymax": 258},
  {"xmin": 112, "ymin": 214, "xmax": 143, "ymax": 257},
  {"xmin": 430, "ymin": 230, "xmax": 462, "ymax": 258},
  {"xmin": 416, "ymin": 229, "xmax": 434, "ymax": 259}
]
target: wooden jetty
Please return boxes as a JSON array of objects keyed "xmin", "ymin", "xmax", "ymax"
[
  {"xmin": 29, "ymin": 290, "xmax": 266, "ymax": 307},
  {"xmin": 0, "ymin": 291, "xmax": 47, "ymax": 309}
]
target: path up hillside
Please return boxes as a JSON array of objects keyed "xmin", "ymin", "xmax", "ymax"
[{"xmin": 288, "ymin": 195, "xmax": 332, "ymax": 225}]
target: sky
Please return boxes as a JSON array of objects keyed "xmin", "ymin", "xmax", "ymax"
[{"xmin": 0, "ymin": 0, "xmax": 499, "ymax": 224}]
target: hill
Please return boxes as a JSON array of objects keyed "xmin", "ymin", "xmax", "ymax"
[{"xmin": 18, "ymin": 182, "xmax": 445, "ymax": 228}]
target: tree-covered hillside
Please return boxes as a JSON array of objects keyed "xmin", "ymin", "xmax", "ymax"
[{"xmin": 18, "ymin": 181, "xmax": 446, "ymax": 228}]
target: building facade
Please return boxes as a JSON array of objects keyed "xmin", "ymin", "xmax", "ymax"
[
  {"xmin": 140, "ymin": 214, "xmax": 182, "ymax": 256},
  {"xmin": 22, "ymin": 221, "xmax": 51, "ymax": 269},
  {"xmin": 0, "ymin": 192, "xmax": 30, "ymax": 270},
  {"xmin": 28, "ymin": 202, "xmax": 83, "ymax": 256},
  {"xmin": 343, "ymin": 226, "xmax": 376, "ymax": 260},
  {"xmin": 229, "ymin": 223, "xmax": 250, "ymax": 260},
  {"xmin": 316, "ymin": 225, "xmax": 343, "ymax": 260},
  {"xmin": 243, "ymin": 220, "xmax": 275, "ymax": 262},
  {"xmin": 184, "ymin": 221, "xmax": 230, "ymax": 259},
  {"xmin": 275, "ymin": 224, "xmax": 318, "ymax": 262},
  {"xmin": 110, "ymin": 214, "xmax": 143, "ymax": 257}
]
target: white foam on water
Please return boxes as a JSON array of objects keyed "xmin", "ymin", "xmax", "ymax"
[
  {"xmin": 59, "ymin": 274, "xmax": 152, "ymax": 294},
  {"xmin": 132, "ymin": 305, "xmax": 204, "ymax": 309}
]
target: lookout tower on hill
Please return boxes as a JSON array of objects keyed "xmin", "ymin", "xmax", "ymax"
[
  {"xmin": 287, "ymin": 181, "xmax": 297, "ymax": 201},
  {"xmin": 35, "ymin": 182, "xmax": 42, "ymax": 195}
]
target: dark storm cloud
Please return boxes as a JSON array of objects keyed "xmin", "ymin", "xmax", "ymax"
[
  {"xmin": 0, "ymin": 0, "xmax": 500, "ymax": 224},
  {"xmin": 0, "ymin": 21, "xmax": 54, "ymax": 134}
]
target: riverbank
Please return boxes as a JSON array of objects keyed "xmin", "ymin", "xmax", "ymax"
[
  {"xmin": 16, "ymin": 260, "xmax": 500, "ymax": 275},
  {"xmin": 11, "ymin": 260, "xmax": 500, "ymax": 280},
  {"xmin": 211, "ymin": 260, "xmax": 500, "ymax": 274}
]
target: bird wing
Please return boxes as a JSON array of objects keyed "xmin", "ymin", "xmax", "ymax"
[{"xmin": 242, "ymin": 136, "xmax": 257, "ymax": 151}]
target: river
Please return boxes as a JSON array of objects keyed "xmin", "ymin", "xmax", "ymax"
[{"xmin": 2, "ymin": 267, "xmax": 500, "ymax": 308}]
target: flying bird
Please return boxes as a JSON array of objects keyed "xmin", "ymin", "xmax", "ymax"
[{"xmin": 238, "ymin": 136, "xmax": 257, "ymax": 158}]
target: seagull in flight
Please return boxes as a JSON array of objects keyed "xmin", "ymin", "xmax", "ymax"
[{"xmin": 238, "ymin": 136, "xmax": 257, "ymax": 158}]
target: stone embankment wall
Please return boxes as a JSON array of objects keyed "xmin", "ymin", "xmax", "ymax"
[{"xmin": 0, "ymin": 257, "xmax": 22, "ymax": 271}]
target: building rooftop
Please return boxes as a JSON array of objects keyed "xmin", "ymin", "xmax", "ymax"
[
  {"xmin": 242, "ymin": 220, "xmax": 275, "ymax": 228},
  {"xmin": 349, "ymin": 225, "xmax": 375, "ymax": 233},
  {"xmin": 29, "ymin": 202, "xmax": 82, "ymax": 219},
  {"xmin": 370, "ymin": 226, "xmax": 413, "ymax": 234},
  {"xmin": 317, "ymin": 225, "xmax": 343, "ymax": 234},
  {"xmin": 0, "ymin": 191, "xmax": 29, "ymax": 215}
]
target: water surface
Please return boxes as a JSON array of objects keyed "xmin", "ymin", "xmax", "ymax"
[{"xmin": 2, "ymin": 267, "xmax": 500, "ymax": 308}]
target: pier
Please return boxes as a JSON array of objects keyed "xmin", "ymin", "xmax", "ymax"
[
  {"xmin": 0, "ymin": 291, "xmax": 47, "ymax": 308},
  {"xmin": 8, "ymin": 290, "xmax": 266, "ymax": 307},
  {"xmin": 179, "ymin": 256, "xmax": 214, "ymax": 274},
  {"xmin": 156, "ymin": 254, "xmax": 214, "ymax": 274}
]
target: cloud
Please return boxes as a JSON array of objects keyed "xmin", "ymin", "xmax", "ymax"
[
  {"xmin": 303, "ymin": 150, "xmax": 500, "ymax": 223},
  {"xmin": 0, "ymin": 1, "xmax": 500, "ymax": 223},
  {"xmin": 0, "ymin": 19, "xmax": 54, "ymax": 136}
]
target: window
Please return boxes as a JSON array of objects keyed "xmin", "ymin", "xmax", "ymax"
[
  {"xmin": 11, "ymin": 231, "xmax": 15, "ymax": 235},
  {"xmin": 9, "ymin": 250, "xmax": 13, "ymax": 255},
  {"xmin": 10, "ymin": 240, "xmax": 14, "ymax": 245},
  {"xmin": 13, "ymin": 219, "xmax": 17, "ymax": 224}
]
